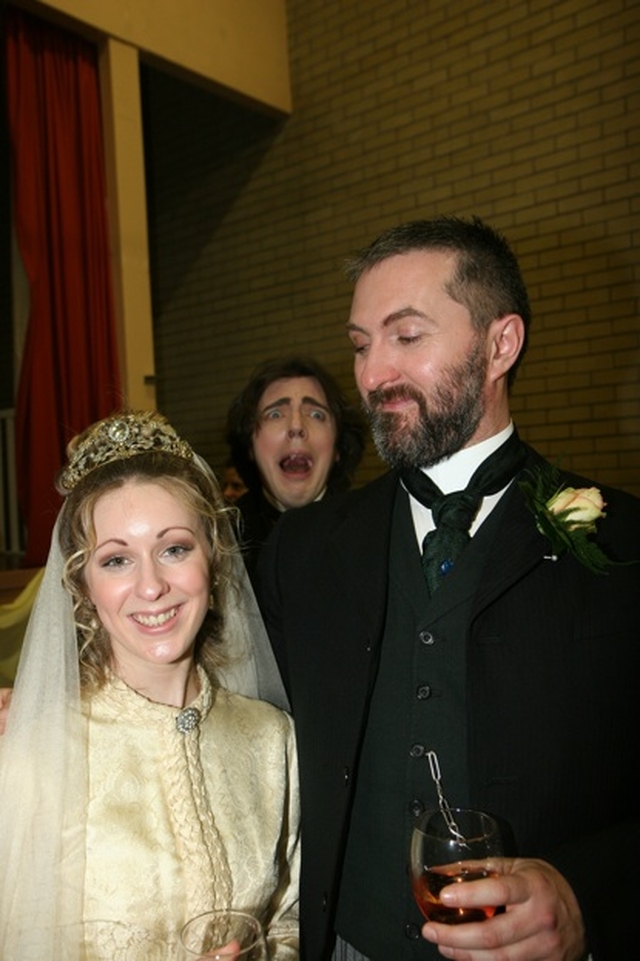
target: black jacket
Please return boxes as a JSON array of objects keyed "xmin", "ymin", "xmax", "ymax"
[{"xmin": 257, "ymin": 445, "xmax": 640, "ymax": 960}]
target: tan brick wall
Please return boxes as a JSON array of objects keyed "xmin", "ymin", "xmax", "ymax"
[{"xmin": 147, "ymin": 0, "xmax": 639, "ymax": 495}]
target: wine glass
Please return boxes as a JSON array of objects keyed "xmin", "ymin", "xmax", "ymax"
[
  {"xmin": 179, "ymin": 910, "xmax": 269, "ymax": 960},
  {"xmin": 410, "ymin": 807, "xmax": 503, "ymax": 925}
]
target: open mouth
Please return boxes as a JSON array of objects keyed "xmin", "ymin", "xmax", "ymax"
[
  {"xmin": 132, "ymin": 606, "xmax": 178, "ymax": 628},
  {"xmin": 280, "ymin": 453, "xmax": 313, "ymax": 475}
]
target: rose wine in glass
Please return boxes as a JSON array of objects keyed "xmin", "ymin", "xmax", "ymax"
[{"xmin": 410, "ymin": 808, "xmax": 503, "ymax": 925}]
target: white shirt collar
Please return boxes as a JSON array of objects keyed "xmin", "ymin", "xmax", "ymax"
[
  {"xmin": 407, "ymin": 422, "xmax": 515, "ymax": 545},
  {"xmin": 423, "ymin": 422, "xmax": 514, "ymax": 494}
]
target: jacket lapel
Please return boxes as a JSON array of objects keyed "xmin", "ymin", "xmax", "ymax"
[
  {"xmin": 322, "ymin": 470, "xmax": 399, "ymax": 644},
  {"xmin": 425, "ymin": 448, "xmax": 555, "ymax": 619},
  {"xmin": 472, "ymin": 460, "xmax": 550, "ymax": 614},
  {"xmin": 315, "ymin": 451, "xmax": 553, "ymax": 638}
]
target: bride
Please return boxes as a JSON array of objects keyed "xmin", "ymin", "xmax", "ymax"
[{"xmin": 0, "ymin": 410, "xmax": 299, "ymax": 959}]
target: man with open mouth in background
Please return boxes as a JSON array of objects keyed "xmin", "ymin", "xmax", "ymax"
[{"xmin": 225, "ymin": 356, "xmax": 365, "ymax": 583}]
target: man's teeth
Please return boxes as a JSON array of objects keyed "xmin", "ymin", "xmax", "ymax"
[{"xmin": 133, "ymin": 607, "xmax": 177, "ymax": 627}]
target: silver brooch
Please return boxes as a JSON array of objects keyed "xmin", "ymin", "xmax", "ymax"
[{"xmin": 175, "ymin": 706, "xmax": 201, "ymax": 734}]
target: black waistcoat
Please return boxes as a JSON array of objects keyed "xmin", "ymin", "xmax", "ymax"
[{"xmin": 335, "ymin": 486, "xmax": 500, "ymax": 959}]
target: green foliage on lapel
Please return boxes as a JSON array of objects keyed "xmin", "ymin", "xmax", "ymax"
[{"xmin": 518, "ymin": 463, "xmax": 616, "ymax": 575}]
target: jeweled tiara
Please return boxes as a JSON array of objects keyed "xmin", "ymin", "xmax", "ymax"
[{"xmin": 58, "ymin": 411, "xmax": 194, "ymax": 493}]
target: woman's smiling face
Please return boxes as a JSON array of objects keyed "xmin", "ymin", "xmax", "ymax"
[{"xmin": 83, "ymin": 480, "xmax": 211, "ymax": 679}]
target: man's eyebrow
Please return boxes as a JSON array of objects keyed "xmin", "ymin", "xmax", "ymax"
[
  {"xmin": 383, "ymin": 306, "xmax": 430, "ymax": 325},
  {"xmin": 260, "ymin": 396, "xmax": 330, "ymax": 413},
  {"xmin": 347, "ymin": 306, "xmax": 431, "ymax": 334},
  {"xmin": 260, "ymin": 397, "xmax": 292, "ymax": 413},
  {"xmin": 300, "ymin": 395, "xmax": 330, "ymax": 411}
]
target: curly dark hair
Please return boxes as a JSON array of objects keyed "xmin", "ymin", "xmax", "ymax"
[
  {"xmin": 344, "ymin": 215, "xmax": 531, "ymax": 388},
  {"xmin": 226, "ymin": 356, "xmax": 366, "ymax": 495}
]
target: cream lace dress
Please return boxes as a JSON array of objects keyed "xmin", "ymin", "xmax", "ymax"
[{"xmin": 82, "ymin": 668, "xmax": 299, "ymax": 958}]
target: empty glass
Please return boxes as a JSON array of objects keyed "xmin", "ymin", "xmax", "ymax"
[{"xmin": 179, "ymin": 910, "xmax": 269, "ymax": 960}]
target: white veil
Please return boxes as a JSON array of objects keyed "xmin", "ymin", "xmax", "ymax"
[
  {"xmin": 0, "ymin": 520, "xmax": 87, "ymax": 959},
  {"xmin": 217, "ymin": 551, "xmax": 290, "ymax": 711},
  {"xmin": 0, "ymin": 440, "xmax": 289, "ymax": 959},
  {"xmin": 194, "ymin": 452, "xmax": 289, "ymax": 713}
]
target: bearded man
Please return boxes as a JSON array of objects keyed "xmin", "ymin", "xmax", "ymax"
[{"xmin": 256, "ymin": 216, "xmax": 640, "ymax": 961}]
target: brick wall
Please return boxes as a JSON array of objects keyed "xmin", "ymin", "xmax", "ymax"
[{"xmin": 145, "ymin": 0, "xmax": 639, "ymax": 494}]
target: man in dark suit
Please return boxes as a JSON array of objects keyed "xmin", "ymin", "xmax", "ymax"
[{"xmin": 257, "ymin": 216, "xmax": 639, "ymax": 961}]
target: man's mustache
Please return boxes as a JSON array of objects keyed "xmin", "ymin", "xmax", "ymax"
[{"xmin": 365, "ymin": 385, "xmax": 424, "ymax": 410}]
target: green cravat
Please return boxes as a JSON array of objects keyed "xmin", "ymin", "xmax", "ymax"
[{"xmin": 402, "ymin": 431, "xmax": 526, "ymax": 594}]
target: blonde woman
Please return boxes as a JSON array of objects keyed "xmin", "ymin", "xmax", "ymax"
[{"xmin": 0, "ymin": 411, "xmax": 299, "ymax": 959}]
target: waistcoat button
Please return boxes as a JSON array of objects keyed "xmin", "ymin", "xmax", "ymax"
[
  {"xmin": 409, "ymin": 743, "xmax": 425, "ymax": 758},
  {"xmin": 416, "ymin": 684, "xmax": 432, "ymax": 700},
  {"xmin": 419, "ymin": 630, "xmax": 435, "ymax": 645},
  {"xmin": 405, "ymin": 923, "xmax": 421, "ymax": 940}
]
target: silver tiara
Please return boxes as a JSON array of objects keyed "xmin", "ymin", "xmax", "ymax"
[{"xmin": 58, "ymin": 411, "xmax": 194, "ymax": 492}]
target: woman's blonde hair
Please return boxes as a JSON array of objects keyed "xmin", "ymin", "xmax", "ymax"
[{"xmin": 57, "ymin": 450, "xmax": 238, "ymax": 692}]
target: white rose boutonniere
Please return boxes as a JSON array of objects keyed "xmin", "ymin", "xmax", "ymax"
[
  {"xmin": 546, "ymin": 486, "xmax": 606, "ymax": 532},
  {"xmin": 519, "ymin": 464, "xmax": 616, "ymax": 574}
]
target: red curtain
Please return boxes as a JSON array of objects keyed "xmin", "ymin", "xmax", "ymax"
[{"xmin": 5, "ymin": 7, "xmax": 122, "ymax": 566}]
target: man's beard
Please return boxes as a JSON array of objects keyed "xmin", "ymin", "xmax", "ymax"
[{"xmin": 363, "ymin": 339, "xmax": 488, "ymax": 470}]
